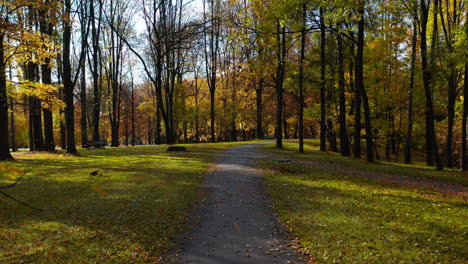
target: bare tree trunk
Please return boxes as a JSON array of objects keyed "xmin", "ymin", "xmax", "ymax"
[
  {"xmin": 275, "ymin": 22, "xmax": 286, "ymax": 149},
  {"xmin": 255, "ymin": 80, "xmax": 264, "ymax": 139},
  {"xmin": 337, "ymin": 25, "xmax": 350, "ymax": 156},
  {"xmin": 283, "ymin": 100, "xmax": 288, "ymax": 139},
  {"xmin": 194, "ymin": 76, "xmax": 200, "ymax": 142},
  {"xmin": 0, "ymin": 34, "xmax": 12, "ymax": 160},
  {"xmin": 462, "ymin": 9, "xmax": 468, "ymax": 171},
  {"xmin": 148, "ymin": 116, "xmax": 152, "ymax": 144},
  {"xmin": 27, "ymin": 62, "xmax": 45, "ymax": 151},
  {"xmin": 298, "ymin": 4, "xmax": 306, "ymax": 153},
  {"xmin": 356, "ymin": 0, "xmax": 374, "ymax": 162},
  {"xmin": 124, "ymin": 111, "xmax": 129, "ymax": 146},
  {"xmin": 405, "ymin": 1, "xmax": 417, "ymax": 164},
  {"xmin": 131, "ymin": 82, "xmax": 135, "ymax": 146},
  {"xmin": 446, "ymin": 69, "xmax": 456, "ymax": 167},
  {"xmin": 203, "ymin": 0, "xmax": 220, "ymax": 143},
  {"xmin": 91, "ymin": 0, "xmax": 102, "ymax": 141},
  {"xmin": 9, "ymin": 97, "xmax": 16, "ymax": 152},
  {"xmin": 353, "ymin": 51, "xmax": 362, "ymax": 158},
  {"xmin": 78, "ymin": 1, "xmax": 88, "ymax": 148},
  {"xmin": 156, "ymin": 98, "xmax": 161, "ymax": 144},
  {"xmin": 63, "ymin": 0, "xmax": 77, "ymax": 154},
  {"xmin": 327, "ymin": 120, "xmax": 338, "ymax": 152},
  {"xmin": 40, "ymin": 12, "xmax": 55, "ymax": 151},
  {"xmin": 319, "ymin": 7, "xmax": 327, "ymax": 151},
  {"xmin": 420, "ymin": 0, "xmax": 443, "ymax": 170}
]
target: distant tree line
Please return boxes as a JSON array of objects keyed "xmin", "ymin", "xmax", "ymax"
[{"xmin": 0, "ymin": 0, "xmax": 467, "ymax": 171}]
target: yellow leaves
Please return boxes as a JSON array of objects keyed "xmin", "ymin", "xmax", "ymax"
[
  {"xmin": 5, "ymin": 174, "xmax": 17, "ymax": 180},
  {"xmin": 15, "ymin": 81, "xmax": 65, "ymax": 110},
  {"xmin": 8, "ymin": 166, "xmax": 24, "ymax": 176},
  {"xmin": 0, "ymin": 163, "xmax": 24, "ymax": 175},
  {"xmin": 0, "ymin": 163, "xmax": 26, "ymax": 183},
  {"xmin": 5, "ymin": 28, "xmax": 59, "ymax": 65}
]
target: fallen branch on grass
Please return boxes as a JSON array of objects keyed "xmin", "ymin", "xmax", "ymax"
[{"xmin": 0, "ymin": 173, "xmax": 44, "ymax": 211}]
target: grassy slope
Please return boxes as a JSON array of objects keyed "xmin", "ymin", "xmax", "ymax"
[
  {"xmin": 261, "ymin": 142, "xmax": 468, "ymax": 263},
  {"xmin": 0, "ymin": 143, "xmax": 241, "ymax": 264}
]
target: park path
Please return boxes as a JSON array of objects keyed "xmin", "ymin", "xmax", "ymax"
[{"xmin": 166, "ymin": 143, "xmax": 306, "ymax": 264}]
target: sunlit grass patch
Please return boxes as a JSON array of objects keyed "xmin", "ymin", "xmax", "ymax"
[
  {"xmin": 261, "ymin": 160, "xmax": 468, "ymax": 264},
  {"xmin": 0, "ymin": 142, "xmax": 242, "ymax": 263},
  {"xmin": 263, "ymin": 141, "xmax": 468, "ymax": 186}
]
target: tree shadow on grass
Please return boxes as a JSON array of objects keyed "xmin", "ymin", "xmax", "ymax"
[
  {"xmin": 0, "ymin": 146, "xmax": 226, "ymax": 263},
  {"xmin": 263, "ymin": 162, "xmax": 468, "ymax": 263}
]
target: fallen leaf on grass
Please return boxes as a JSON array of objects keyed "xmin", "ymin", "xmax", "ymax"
[{"xmin": 91, "ymin": 185, "xmax": 109, "ymax": 196}]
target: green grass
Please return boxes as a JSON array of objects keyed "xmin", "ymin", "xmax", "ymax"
[
  {"xmin": 0, "ymin": 142, "xmax": 242, "ymax": 263},
  {"xmin": 261, "ymin": 160, "xmax": 467, "ymax": 264},
  {"xmin": 263, "ymin": 140, "xmax": 468, "ymax": 186},
  {"xmin": 260, "ymin": 141, "xmax": 468, "ymax": 263}
]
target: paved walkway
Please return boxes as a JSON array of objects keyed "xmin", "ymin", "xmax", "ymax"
[{"xmin": 168, "ymin": 143, "xmax": 306, "ymax": 264}]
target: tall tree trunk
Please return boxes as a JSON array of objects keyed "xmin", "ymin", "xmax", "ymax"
[
  {"xmin": 462, "ymin": 10, "xmax": 468, "ymax": 171},
  {"xmin": 40, "ymin": 14, "xmax": 55, "ymax": 151},
  {"xmin": 110, "ymin": 80, "xmax": 120, "ymax": 147},
  {"xmin": 420, "ymin": 0, "xmax": 443, "ymax": 170},
  {"xmin": 204, "ymin": 0, "xmax": 220, "ymax": 143},
  {"xmin": 275, "ymin": 22, "xmax": 286, "ymax": 148},
  {"xmin": 0, "ymin": 34, "xmax": 12, "ymax": 160},
  {"xmin": 7, "ymin": 64, "xmax": 16, "ymax": 152},
  {"xmin": 91, "ymin": 0, "xmax": 101, "ymax": 141},
  {"xmin": 255, "ymin": 79, "xmax": 264, "ymax": 139},
  {"xmin": 63, "ymin": 0, "xmax": 77, "ymax": 154},
  {"xmin": 446, "ymin": 69, "xmax": 456, "ymax": 167},
  {"xmin": 131, "ymin": 84, "xmax": 135, "ymax": 146},
  {"xmin": 230, "ymin": 75, "xmax": 237, "ymax": 141},
  {"xmin": 194, "ymin": 77, "xmax": 200, "ymax": 142},
  {"xmin": 55, "ymin": 53, "xmax": 66, "ymax": 150},
  {"xmin": 356, "ymin": 0, "xmax": 374, "ymax": 162},
  {"xmin": 124, "ymin": 111, "xmax": 129, "ymax": 146},
  {"xmin": 337, "ymin": 25, "xmax": 350, "ymax": 156},
  {"xmin": 405, "ymin": 1, "xmax": 418, "ymax": 164},
  {"xmin": 156, "ymin": 98, "xmax": 161, "ymax": 144},
  {"xmin": 209, "ymin": 86, "xmax": 216, "ymax": 142},
  {"xmin": 327, "ymin": 119, "xmax": 338, "ymax": 152},
  {"xmin": 80, "ymin": 66, "xmax": 88, "ymax": 147},
  {"xmin": 148, "ymin": 116, "xmax": 152, "ymax": 144},
  {"xmin": 27, "ymin": 62, "xmax": 45, "ymax": 151},
  {"xmin": 319, "ymin": 7, "xmax": 327, "ymax": 151},
  {"xmin": 181, "ymin": 77, "xmax": 188, "ymax": 143},
  {"xmin": 298, "ymin": 4, "xmax": 306, "ymax": 153},
  {"xmin": 353, "ymin": 52, "xmax": 362, "ymax": 157},
  {"xmin": 42, "ymin": 77, "xmax": 54, "ymax": 151},
  {"xmin": 9, "ymin": 97, "xmax": 16, "ymax": 152},
  {"xmin": 283, "ymin": 100, "xmax": 288, "ymax": 139}
]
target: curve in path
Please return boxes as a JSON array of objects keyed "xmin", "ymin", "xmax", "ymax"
[{"xmin": 168, "ymin": 143, "xmax": 306, "ymax": 264}]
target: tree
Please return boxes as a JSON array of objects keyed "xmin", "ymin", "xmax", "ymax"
[
  {"xmin": 298, "ymin": 3, "xmax": 306, "ymax": 153},
  {"xmin": 337, "ymin": 22, "xmax": 350, "ymax": 156},
  {"xmin": 78, "ymin": 0, "xmax": 89, "ymax": 148},
  {"xmin": 319, "ymin": 7, "xmax": 326, "ymax": 151},
  {"xmin": 404, "ymin": 0, "xmax": 418, "ymax": 164},
  {"xmin": 420, "ymin": 0, "xmax": 443, "ymax": 170},
  {"xmin": 462, "ymin": 8, "xmax": 468, "ymax": 171},
  {"xmin": 62, "ymin": 0, "xmax": 87, "ymax": 154},
  {"xmin": 203, "ymin": 0, "xmax": 221, "ymax": 143}
]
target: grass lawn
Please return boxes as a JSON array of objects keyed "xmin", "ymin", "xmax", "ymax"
[
  {"xmin": 0, "ymin": 142, "xmax": 242, "ymax": 263},
  {"xmin": 265, "ymin": 140, "xmax": 468, "ymax": 186},
  {"xmin": 260, "ymin": 142, "xmax": 467, "ymax": 263}
]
